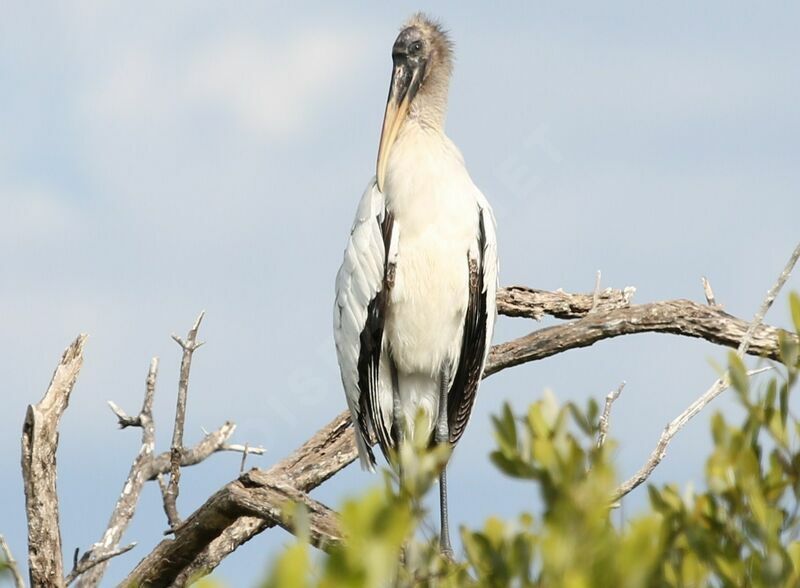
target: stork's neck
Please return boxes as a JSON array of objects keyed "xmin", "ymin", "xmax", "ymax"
[{"xmin": 407, "ymin": 72, "xmax": 450, "ymax": 131}]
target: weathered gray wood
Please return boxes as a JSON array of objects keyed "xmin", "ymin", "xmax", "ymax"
[
  {"xmin": 164, "ymin": 312, "xmax": 206, "ymax": 529},
  {"xmin": 122, "ymin": 287, "xmax": 798, "ymax": 586},
  {"xmin": 22, "ymin": 335, "xmax": 87, "ymax": 588},
  {"xmin": 486, "ymin": 298, "xmax": 792, "ymax": 376},
  {"xmin": 75, "ymin": 358, "xmax": 159, "ymax": 588},
  {"xmin": 122, "ymin": 412, "xmax": 354, "ymax": 587}
]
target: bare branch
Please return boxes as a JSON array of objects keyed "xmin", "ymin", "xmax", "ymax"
[
  {"xmin": 66, "ymin": 543, "xmax": 136, "ymax": 586},
  {"xmin": 232, "ymin": 473, "xmax": 342, "ymax": 552},
  {"xmin": 701, "ymin": 276, "xmax": 718, "ymax": 307},
  {"xmin": 200, "ymin": 427, "xmax": 266, "ymax": 459},
  {"xmin": 170, "ymin": 518, "xmax": 267, "ymax": 587},
  {"xmin": 224, "ymin": 442, "xmax": 266, "ymax": 457},
  {"xmin": 239, "ymin": 443, "xmax": 250, "ymax": 474},
  {"xmin": 591, "ymin": 270, "xmax": 602, "ymax": 312},
  {"xmin": 144, "ymin": 422, "xmax": 265, "ymax": 480},
  {"xmin": 615, "ymin": 366, "xmax": 772, "ymax": 499},
  {"xmin": 485, "ymin": 298, "xmax": 795, "ymax": 377},
  {"xmin": 616, "ymin": 241, "xmax": 800, "ymax": 499},
  {"xmin": 597, "ymin": 382, "xmax": 625, "ymax": 448},
  {"xmin": 79, "ymin": 356, "xmax": 261, "ymax": 585},
  {"xmin": 739, "ymin": 241, "xmax": 800, "ymax": 354},
  {"xmin": 495, "ymin": 285, "xmax": 636, "ymax": 320},
  {"xmin": 107, "ymin": 401, "xmax": 141, "ymax": 428},
  {"xmin": 164, "ymin": 311, "xmax": 205, "ymax": 529},
  {"xmin": 22, "ymin": 334, "xmax": 87, "ymax": 588},
  {"xmin": 123, "ymin": 281, "xmax": 799, "ymax": 585},
  {"xmin": 76, "ymin": 358, "xmax": 158, "ymax": 588},
  {"xmin": 123, "ymin": 412, "xmax": 355, "ymax": 587},
  {"xmin": 157, "ymin": 474, "xmax": 170, "ymax": 514},
  {"xmin": 0, "ymin": 534, "xmax": 25, "ymax": 588}
]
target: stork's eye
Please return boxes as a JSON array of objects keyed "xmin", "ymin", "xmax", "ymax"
[{"xmin": 410, "ymin": 41, "xmax": 423, "ymax": 54}]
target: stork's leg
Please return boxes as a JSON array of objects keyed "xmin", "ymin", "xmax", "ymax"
[{"xmin": 435, "ymin": 366, "xmax": 454, "ymax": 557}]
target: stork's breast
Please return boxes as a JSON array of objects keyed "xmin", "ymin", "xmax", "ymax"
[{"xmin": 385, "ymin": 230, "xmax": 470, "ymax": 375}]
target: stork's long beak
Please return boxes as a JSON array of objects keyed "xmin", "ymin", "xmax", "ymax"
[{"xmin": 376, "ymin": 62, "xmax": 422, "ymax": 192}]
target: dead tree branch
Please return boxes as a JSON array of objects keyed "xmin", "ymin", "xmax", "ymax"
[
  {"xmin": 66, "ymin": 543, "xmax": 136, "ymax": 586},
  {"xmin": 615, "ymin": 241, "xmax": 800, "ymax": 499},
  {"xmin": 19, "ymin": 319, "xmax": 264, "ymax": 588},
  {"xmin": 122, "ymin": 412, "xmax": 355, "ymax": 587},
  {"xmin": 614, "ymin": 366, "xmax": 772, "ymax": 500},
  {"xmin": 485, "ymin": 297, "xmax": 794, "ymax": 377},
  {"xmin": 76, "ymin": 322, "xmax": 263, "ymax": 587},
  {"xmin": 75, "ymin": 358, "xmax": 158, "ymax": 588},
  {"xmin": 232, "ymin": 473, "xmax": 342, "ymax": 552},
  {"xmin": 495, "ymin": 285, "xmax": 636, "ymax": 319},
  {"xmin": 597, "ymin": 382, "xmax": 625, "ymax": 449},
  {"xmin": 164, "ymin": 311, "xmax": 205, "ymax": 529},
  {"xmin": 1, "ymin": 534, "xmax": 25, "ymax": 588},
  {"xmin": 701, "ymin": 276, "xmax": 718, "ymax": 307},
  {"xmin": 22, "ymin": 334, "xmax": 87, "ymax": 588},
  {"xmin": 121, "ymin": 282, "xmax": 800, "ymax": 585}
]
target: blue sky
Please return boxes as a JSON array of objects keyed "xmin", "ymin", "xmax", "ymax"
[{"xmin": 2, "ymin": 2, "xmax": 799, "ymax": 586}]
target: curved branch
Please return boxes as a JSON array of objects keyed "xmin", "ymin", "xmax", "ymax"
[
  {"xmin": 122, "ymin": 286, "xmax": 797, "ymax": 585},
  {"xmin": 122, "ymin": 413, "xmax": 355, "ymax": 587},
  {"xmin": 614, "ymin": 241, "xmax": 800, "ymax": 498},
  {"xmin": 485, "ymin": 298, "xmax": 792, "ymax": 376},
  {"xmin": 496, "ymin": 285, "xmax": 636, "ymax": 319}
]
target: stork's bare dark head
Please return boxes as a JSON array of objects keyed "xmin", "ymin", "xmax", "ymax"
[
  {"xmin": 376, "ymin": 14, "xmax": 454, "ymax": 191},
  {"xmin": 393, "ymin": 14, "xmax": 453, "ymax": 92}
]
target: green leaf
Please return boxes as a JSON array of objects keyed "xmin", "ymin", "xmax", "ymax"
[
  {"xmin": 728, "ymin": 352, "xmax": 749, "ymax": 396},
  {"xmin": 779, "ymin": 331, "xmax": 799, "ymax": 369},
  {"xmin": 780, "ymin": 380, "xmax": 790, "ymax": 427},
  {"xmin": 790, "ymin": 291, "xmax": 800, "ymax": 334},
  {"xmin": 261, "ymin": 542, "xmax": 310, "ymax": 588},
  {"xmin": 711, "ymin": 413, "xmax": 727, "ymax": 444},
  {"xmin": 567, "ymin": 402, "xmax": 593, "ymax": 436}
]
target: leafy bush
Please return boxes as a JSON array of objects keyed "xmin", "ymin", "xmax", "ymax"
[{"xmin": 254, "ymin": 293, "xmax": 800, "ymax": 587}]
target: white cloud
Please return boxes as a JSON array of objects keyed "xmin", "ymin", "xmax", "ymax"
[
  {"xmin": 186, "ymin": 31, "xmax": 365, "ymax": 136},
  {"xmin": 84, "ymin": 29, "xmax": 369, "ymax": 138},
  {"xmin": 0, "ymin": 183, "xmax": 80, "ymax": 246}
]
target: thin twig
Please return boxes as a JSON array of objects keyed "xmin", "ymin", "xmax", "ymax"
[
  {"xmin": 591, "ymin": 270, "xmax": 602, "ymax": 312},
  {"xmin": 65, "ymin": 543, "xmax": 136, "ymax": 585},
  {"xmin": 157, "ymin": 473, "xmax": 170, "ymax": 508},
  {"xmin": 198, "ymin": 427, "xmax": 266, "ymax": 460},
  {"xmin": 107, "ymin": 401, "xmax": 142, "ymax": 428},
  {"xmin": 738, "ymin": 241, "xmax": 800, "ymax": 355},
  {"xmin": 597, "ymin": 382, "xmax": 625, "ymax": 448},
  {"xmin": 616, "ymin": 241, "xmax": 800, "ymax": 499},
  {"xmin": 225, "ymin": 442, "xmax": 266, "ymax": 457},
  {"xmin": 615, "ymin": 366, "xmax": 772, "ymax": 499},
  {"xmin": 164, "ymin": 311, "xmax": 205, "ymax": 529},
  {"xmin": 77, "ymin": 358, "xmax": 158, "ymax": 588},
  {"xmin": 240, "ymin": 443, "xmax": 250, "ymax": 474},
  {"xmin": 0, "ymin": 534, "xmax": 24, "ymax": 588},
  {"xmin": 701, "ymin": 276, "xmax": 718, "ymax": 307},
  {"xmin": 145, "ymin": 423, "xmax": 265, "ymax": 481}
]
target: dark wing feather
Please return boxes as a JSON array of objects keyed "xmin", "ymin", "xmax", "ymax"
[
  {"xmin": 357, "ymin": 212, "xmax": 395, "ymax": 461},
  {"xmin": 448, "ymin": 208, "xmax": 491, "ymax": 444},
  {"xmin": 334, "ymin": 181, "xmax": 397, "ymax": 470}
]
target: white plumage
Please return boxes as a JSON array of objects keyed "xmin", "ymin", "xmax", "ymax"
[{"xmin": 332, "ymin": 13, "xmax": 497, "ymax": 553}]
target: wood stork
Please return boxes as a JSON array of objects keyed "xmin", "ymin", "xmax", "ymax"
[{"xmin": 333, "ymin": 13, "xmax": 498, "ymax": 554}]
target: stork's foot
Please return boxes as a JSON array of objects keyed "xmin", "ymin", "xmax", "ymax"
[{"xmin": 439, "ymin": 539, "xmax": 455, "ymax": 562}]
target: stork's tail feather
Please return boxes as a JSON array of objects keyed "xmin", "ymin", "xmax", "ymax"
[{"xmin": 354, "ymin": 429, "xmax": 377, "ymax": 471}]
